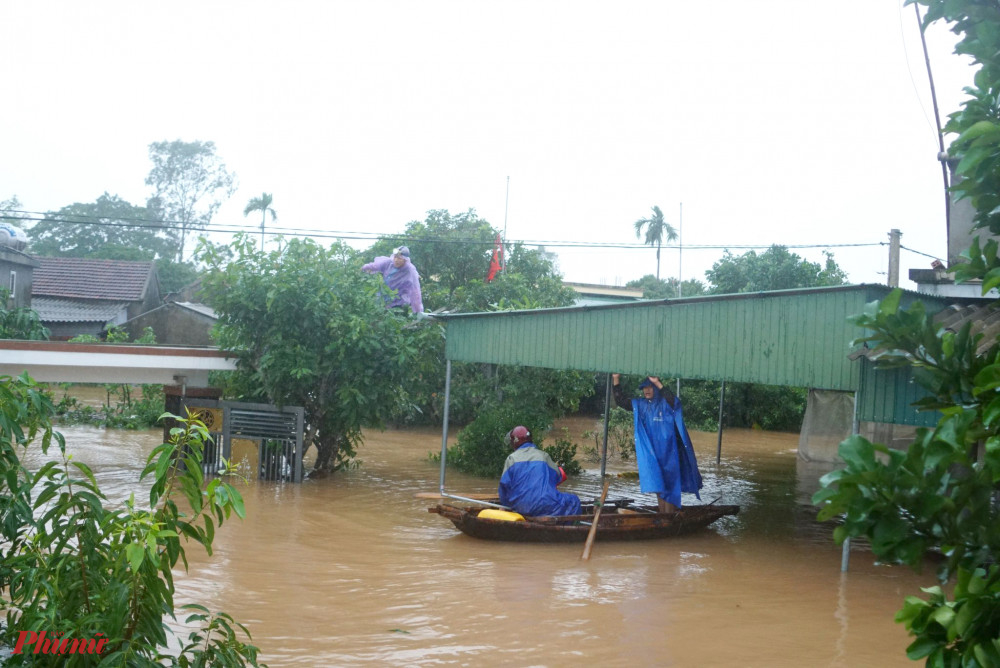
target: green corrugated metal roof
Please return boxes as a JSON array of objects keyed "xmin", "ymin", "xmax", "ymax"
[
  {"xmin": 441, "ymin": 284, "xmax": 953, "ymax": 391},
  {"xmin": 436, "ymin": 285, "xmax": 979, "ymax": 425}
]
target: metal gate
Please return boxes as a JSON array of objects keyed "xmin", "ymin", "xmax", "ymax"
[{"xmin": 180, "ymin": 399, "xmax": 305, "ymax": 483}]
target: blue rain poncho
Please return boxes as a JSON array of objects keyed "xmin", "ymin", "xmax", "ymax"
[
  {"xmin": 498, "ymin": 443, "xmax": 581, "ymax": 517},
  {"xmin": 631, "ymin": 390, "xmax": 703, "ymax": 507}
]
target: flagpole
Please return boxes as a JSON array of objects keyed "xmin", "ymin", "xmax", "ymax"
[
  {"xmin": 677, "ymin": 202, "xmax": 683, "ymax": 298},
  {"xmin": 502, "ymin": 176, "xmax": 509, "ymax": 274},
  {"xmin": 677, "ymin": 201, "xmax": 682, "ymax": 399}
]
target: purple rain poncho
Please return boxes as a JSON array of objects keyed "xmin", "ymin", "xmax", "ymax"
[{"xmin": 362, "ymin": 256, "xmax": 424, "ymax": 314}]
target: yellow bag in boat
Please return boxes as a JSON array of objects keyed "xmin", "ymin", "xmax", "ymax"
[{"xmin": 478, "ymin": 509, "xmax": 525, "ymax": 522}]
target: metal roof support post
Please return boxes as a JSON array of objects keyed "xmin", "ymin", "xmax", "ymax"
[
  {"xmin": 842, "ymin": 392, "xmax": 861, "ymax": 572},
  {"xmin": 438, "ymin": 359, "xmax": 452, "ymax": 495},
  {"xmin": 600, "ymin": 372, "xmax": 611, "ymax": 479},
  {"xmin": 716, "ymin": 380, "xmax": 726, "ymax": 465},
  {"xmin": 434, "ymin": 359, "xmax": 509, "ymax": 509},
  {"xmin": 294, "ymin": 407, "xmax": 304, "ymax": 483}
]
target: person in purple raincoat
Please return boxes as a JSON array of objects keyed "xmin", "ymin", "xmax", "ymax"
[
  {"xmin": 612, "ymin": 374, "xmax": 703, "ymax": 513},
  {"xmin": 362, "ymin": 246, "xmax": 424, "ymax": 314}
]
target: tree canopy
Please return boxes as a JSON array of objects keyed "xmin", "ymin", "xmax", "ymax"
[
  {"xmin": 0, "ymin": 196, "xmax": 31, "ymax": 231},
  {"xmin": 198, "ymin": 234, "xmax": 436, "ymax": 474},
  {"xmin": 363, "ymin": 209, "xmax": 575, "ymax": 313},
  {"xmin": 358, "ymin": 210, "xmax": 591, "ymax": 430},
  {"xmin": 364, "ymin": 209, "xmax": 498, "ymax": 310},
  {"xmin": 243, "ymin": 192, "xmax": 276, "ymax": 251},
  {"xmin": 146, "ymin": 140, "xmax": 237, "ymax": 262},
  {"xmin": 633, "ymin": 205, "xmax": 677, "ymax": 280},
  {"xmin": 626, "ymin": 274, "xmax": 706, "ymax": 300},
  {"xmin": 27, "ymin": 193, "xmax": 176, "ymax": 260},
  {"xmin": 706, "ymin": 245, "xmax": 848, "ymax": 294}
]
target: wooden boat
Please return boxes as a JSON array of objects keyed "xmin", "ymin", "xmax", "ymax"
[{"xmin": 428, "ymin": 500, "xmax": 739, "ymax": 543}]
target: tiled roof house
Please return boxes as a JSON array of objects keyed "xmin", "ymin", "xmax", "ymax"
[{"xmin": 31, "ymin": 257, "xmax": 161, "ymax": 340}]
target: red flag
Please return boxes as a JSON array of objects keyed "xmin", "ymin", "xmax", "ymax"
[{"xmin": 486, "ymin": 234, "xmax": 503, "ymax": 282}]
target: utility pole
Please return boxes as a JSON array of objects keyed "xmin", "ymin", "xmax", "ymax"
[{"xmin": 888, "ymin": 229, "xmax": 901, "ymax": 288}]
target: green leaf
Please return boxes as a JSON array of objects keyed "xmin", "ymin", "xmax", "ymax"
[
  {"xmin": 126, "ymin": 542, "xmax": 145, "ymax": 571},
  {"xmin": 878, "ymin": 289, "xmax": 903, "ymax": 317},
  {"xmin": 954, "ymin": 598, "xmax": 979, "ymax": 637},
  {"xmin": 955, "ymin": 119, "xmax": 1000, "ymax": 145},
  {"xmin": 228, "ymin": 485, "xmax": 246, "ymax": 519},
  {"xmin": 957, "ymin": 144, "xmax": 994, "ymax": 174},
  {"xmin": 905, "ymin": 636, "xmax": 941, "ymax": 660},
  {"xmin": 929, "ymin": 605, "xmax": 955, "ymax": 629}
]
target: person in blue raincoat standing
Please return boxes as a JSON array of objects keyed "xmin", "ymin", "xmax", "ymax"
[
  {"xmin": 612, "ymin": 374, "xmax": 703, "ymax": 513},
  {"xmin": 498, "ymin": 426, "xmax": 581, "ymax": 517}
]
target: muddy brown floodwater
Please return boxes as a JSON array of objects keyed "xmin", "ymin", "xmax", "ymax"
[{"xmin": 33, "ymin": 418, "xmax": 938, "ymax": 667}]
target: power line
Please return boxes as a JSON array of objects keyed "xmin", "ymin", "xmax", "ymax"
[
  {"xmin": 899, "ymin": 244, "xmax": 943, "ymax": 262},
  {"xmin": 0, "ymin": 207, "xmax": 923, "ymax": 255}
]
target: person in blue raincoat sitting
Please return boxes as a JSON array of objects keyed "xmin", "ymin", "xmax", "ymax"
[
  {"xmin": 498, "ymin": 426, "xmax": 582, "ymax": 517},
  {"xmin": 612, "ymin": 374, "xmax": 703, "ymax": 513}
]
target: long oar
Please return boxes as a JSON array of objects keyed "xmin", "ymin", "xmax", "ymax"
[
  {"xmin": 581, "ymin": 476, "xmax": 611, "ymax": 561},
  {"xmin": 414, "ymin": 492, "xmax": 497, "ymax": 500},
  {"xmin": 415, "ymin": 491, "xmax": 510, "ymax": 510}
]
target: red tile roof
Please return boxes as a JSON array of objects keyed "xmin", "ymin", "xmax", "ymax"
[{"xmin": 32, "ymin": 257, "xmax": 154, "ymax": 301}]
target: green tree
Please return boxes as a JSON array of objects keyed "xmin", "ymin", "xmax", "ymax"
[
  {"xmin": 155, "ymin": 258, "xmax": 201, "ymax": 295},
  {"xmin": 0, "ymin": 373, "xmax": 264, "ymax": 666},
  {"xmin": 198, "ymin": 234, "xmax": 435, "ymax": 474},
  {"xmin": 364, "ymin": 209, "xmax": 498, "ymax": 310},
  {"xmin": 706, "ymin": 246, "xmax": 847, "ymax": 295},
  {"xmin": 243, "ymin": 192, "xmax": 276, "ymax": 252},
  {"xmin": 633, "ymin": 205, "xmax": 677, "ymax": 280},
  {"xmin": 626, "ymin": 274, "xmax": 706, "ymax": 299},
  {"xmin": 361, "ymin": 211, "xmax": 593, "ymax": 430},
  {"xmin": 0, "ymin": 195, "xmax": 32, "ymax": 230},
  {"xmin": 364, "ymin": 209, "xmax": 574, "ymax": 314},
  {"xmin": 27, "ymin": 193, "xmax": 177, "ymax": 260},
  {"xmin": 146, "ymin": 140, "xmax": 237, "ymax": 262},
  {"xmin": 811, "ymin": 3, "xmax": 1000, "ymax": 663}
]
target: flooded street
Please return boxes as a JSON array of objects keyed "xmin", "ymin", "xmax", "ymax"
[{"xmin": 35, "ymin": 419, "xmax": 936, "ymax": 667}]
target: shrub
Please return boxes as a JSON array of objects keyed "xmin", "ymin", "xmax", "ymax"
[
  {"xmin": 542, "ymin": 428, "xmax": 582, "ymax": 476},
  {"xmin": 0, "ymin": 372, "xmax": 265, "ymax": 666},
  {"xmin": 447, "ymin": 405, "xmax": 553, "ymax": 477}
]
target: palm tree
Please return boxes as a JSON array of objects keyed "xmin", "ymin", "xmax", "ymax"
[
  {"xmin": 243, "ymin": 192, "xmax": 277, "ymax": 251},
  {"xmin": 633, "ymin": 205, "xmax": 677, "ymax": 280}
]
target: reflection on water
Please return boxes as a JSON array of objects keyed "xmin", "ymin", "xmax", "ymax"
[{"xmin": 27, "ymin": 419, "xmax": 933, "ymax": 667}]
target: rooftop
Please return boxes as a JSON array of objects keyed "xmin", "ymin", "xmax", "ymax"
[{"xmin": 32, "ymin": 256, "xmax": 154, "ymax": 301}]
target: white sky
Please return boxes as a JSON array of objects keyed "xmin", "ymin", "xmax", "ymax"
[{"xmin": 0, "ymin": 1, "xmax": 977, "ymax": 290}]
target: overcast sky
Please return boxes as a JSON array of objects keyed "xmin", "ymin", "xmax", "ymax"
[{"xmin": 0, "ymin": 1, "xmax": 977, "ymax": 290}]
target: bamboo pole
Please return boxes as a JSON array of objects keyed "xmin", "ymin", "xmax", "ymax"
[{"xmin": 581, "ymin": 477, "xmax": 611, "ymax": 561}]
